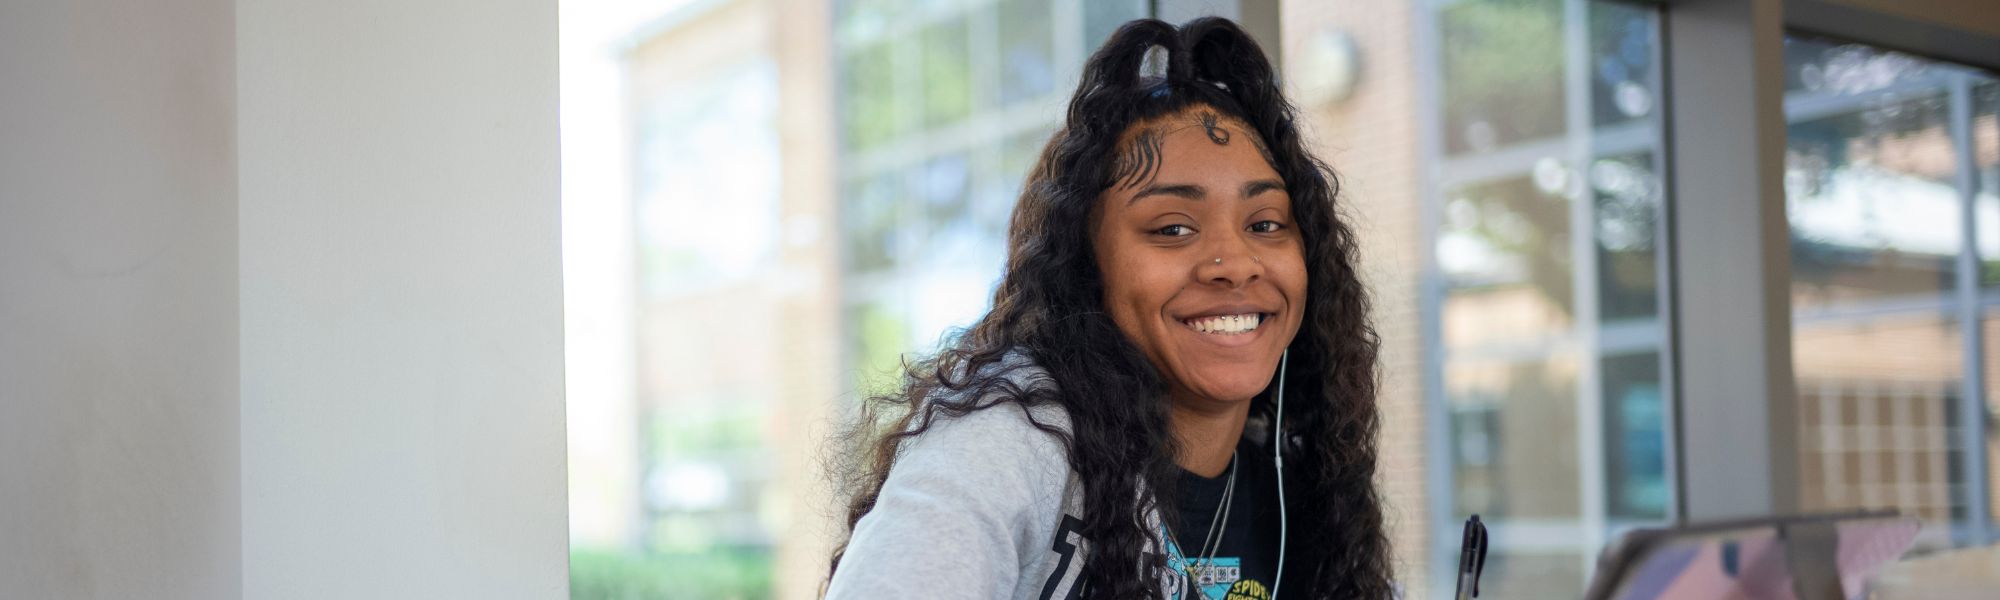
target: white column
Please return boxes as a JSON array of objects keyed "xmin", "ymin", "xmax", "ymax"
[
  {"xmin": 237, "ymin": 1, "xmax": 569, "ymax": 597},
  {"xmin": 1664, "ymin": 0, "xmax": 1801, "ymax": 521}
]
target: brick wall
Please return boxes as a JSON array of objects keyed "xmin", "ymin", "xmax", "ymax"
[{"xmin": 1281, "ymin": 1, "xmax": 1433, "ymax": 594}]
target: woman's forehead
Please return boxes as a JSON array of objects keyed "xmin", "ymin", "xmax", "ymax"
[
  {"xmin": 1114, "ymin": 106, "xmax": 1255, "ymax": 147},
  {"xmin": 1108, "ymin": 106, "xmax": 1277, "ymax": 193}
]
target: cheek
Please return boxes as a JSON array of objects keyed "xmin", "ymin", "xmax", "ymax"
[
  {"xmin": 1276, "ymin": 248, "xmax": 1310, "ymax": 316},
  {"xmin": 1100, "ymin": 250, "xmax": 1177, "ymax": 336}
]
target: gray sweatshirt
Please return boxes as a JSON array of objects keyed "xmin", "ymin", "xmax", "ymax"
[{"xmin": 823, "ymin": 360, "xmax": 1184, "ymax": 600}]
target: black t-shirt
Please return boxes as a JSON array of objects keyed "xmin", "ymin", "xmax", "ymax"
[{"xmin": 1164, "ymin": 434, "xmax": 1284, "ymax": 600}]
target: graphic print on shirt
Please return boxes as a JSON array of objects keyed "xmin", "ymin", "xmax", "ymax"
[
  {"xmin": 1038, "ymin": 514, "xmax": 1088, "ymax": 600},
  {"xmin": 1036, "ymin": 513, "xmax": 1194, "ymax": 600},
  {"xmin": 1163, "ymin": 535, "xmax": 1271, "ymax": 600}
]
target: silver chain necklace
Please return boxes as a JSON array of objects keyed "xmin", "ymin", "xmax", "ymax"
[{"xmin": 1167, "ymin": 451, "xmax": 1237, "ymax": 600}]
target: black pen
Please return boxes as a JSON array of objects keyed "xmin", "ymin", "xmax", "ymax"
[{"xmin": 1454, "ymin": 514, "xmax": 1487, "ymax": 600}]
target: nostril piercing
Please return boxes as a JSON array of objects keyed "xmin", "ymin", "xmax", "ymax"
[{"xmin": 1213, "ymin": 257, "xmax": 1222, "ymax": 265}]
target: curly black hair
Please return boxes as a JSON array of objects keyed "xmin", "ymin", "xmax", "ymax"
[{"xmin": 824, "ymin": 17, "xmax": 1391, "ymax": 599}]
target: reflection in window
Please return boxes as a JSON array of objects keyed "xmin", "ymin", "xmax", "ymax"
[
  {"xmin": 998, "ymin": 0, "xmax": 1056, "ymax": 106},
  {"xmin": 1788, "ymin": 92, "xmax": 1958, "ymax": 307},
  {"xmin": 1439, "ymin": 175, "xmax": 1577, "ymax": 344},
  {"xmin": 1593, "ymin": 153, "xmax": 1660, "ymax": 322},
  {"xmin": 1785, "ymin": 35, "xmax": 2000, "ymax": 549},
  {"xmin": 835, "ymin": 0, "xmax": 1145, "ymax": 394},
  {"xmin": 1448, "ymin": 356, "xmax": 1583, "ymax": 520},
  {"xmin": 1424, "ymin": 1, "xmax": 1667, "ymax": 596},
  {"xmin": 919, "ymin": 20, "xmax": 973, "ymax": 128},
  {"xmin": 1438, "ymin": 0, "xmax": 1565, "ymax": 155},
  {"xmin": 1603, "ymin": 351, "xmax": 1666, "ymax": 517}
]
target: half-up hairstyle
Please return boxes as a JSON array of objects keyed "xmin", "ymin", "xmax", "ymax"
[{"xmin": 825, "ymin": 17, "xmax": 1391, "ymax": 599}]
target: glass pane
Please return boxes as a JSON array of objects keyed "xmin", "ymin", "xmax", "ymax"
[
  {"xmin": 834, "ymin": 0, "xmax": 1148, "ymax": 393},
  {"xmin": 1794, "ymin": 314, "xmax": 1963, "ymax": 549},
  {"xmin": 998, "ymin": 0, "xmax": 1055, "ymax": 106},
  {"xmin": 916, "ymin": 153, "xmax": 975, "ymax": 266},
  {"xmin": 841, "ymin": 41, "xmax": 902, "ymax": 150},
  {"xmin": 1000, "ymin": 126, "xmax": 1050, "ymax": 189},
  {"xmin": 1479, "ymin": 551, "xmax": 1586, "ymax": 600},
  {"xmin": 1439, "ymin": 0, "xmax": 1565, "ymax": 155},
  {"xmin": 836, "ymin": 0, "xmax": 895, "ymax": 41},
  {"xmin": 1449, "ymin": 356, "xmax": 1582, "ymax": 519},
  {"xmin": 1082, "ymin": 0, "xmax": 1148, "ymax": 52},
  {"xmin": 1448, "ymin": 354, "xmax": 1584, "ymax": 596},
  {"xmin": 841, "ymin": 174, "xmax": 904, "ymax": 273},
  {"xmin": 1588, "ymin": 1, "xmax": 1658, "ymax": 127},
  {"xmin": 920, "ymin": 19, "xmax": 972, "ymax": 128},
  {"xmin": 1593, "ymin": 152, "xmax": 1661, "ymax": 322},
  {"xmin": 1439, "ymin": 175, "xmax": 1575, "ymax": 349},
  {"xmin": 1787, "ymin": 92, "xmax": 1959, "ymax": 310},
  {"xmin": 1603, "ymin": 351, "xmax": 1666, "ymax": 519},
  {"xmin": 849, "ymin": 298, "xmax": 911, "ymax": 397},
  {"xmin": 1784, "ymin": 35, "xmax": 1999, "ymax": 549}
]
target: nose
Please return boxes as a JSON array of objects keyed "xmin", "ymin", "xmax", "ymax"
[{"xmin": 1193, "ymin": 234, "xmax": 1263, "ymax": 289}]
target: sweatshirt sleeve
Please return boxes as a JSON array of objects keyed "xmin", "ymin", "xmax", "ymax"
[{"xmin": 825, "ymin": 401, "xmax": 1071, "ymax": 599}]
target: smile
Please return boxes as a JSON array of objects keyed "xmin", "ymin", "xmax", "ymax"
[{"xmin": 1181, "ymin": 313, "xmax": 1267, "ymax": 335}]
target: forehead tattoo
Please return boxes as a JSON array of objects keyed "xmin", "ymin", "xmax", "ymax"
[
  {"xmin": 1109, "ymin": 111, "xmax": 1280, "ymax": 191},
  {"xmin": 1199, "ymin": 111, "xmax": 1231, "ymax": 145}
]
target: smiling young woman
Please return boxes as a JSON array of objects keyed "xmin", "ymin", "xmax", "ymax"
[
  {"xmin": 1093, "ymin": 107, "xmax": 1309, "ymax": 482},
  {"xmin": 823, "ymin": 17, "xmax": 1391, "ymax": 600}
]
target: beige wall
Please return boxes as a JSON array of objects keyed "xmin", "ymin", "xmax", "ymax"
[
  {"xmin": 0, "ymin": 1, "xmax": 239, "ymax": 597},
  {"xmin": 769, "ymin": 0, "xmax": 846, "ymax": 598}
]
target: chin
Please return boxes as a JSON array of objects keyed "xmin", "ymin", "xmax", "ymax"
[{"xmin": 1183, "ymin": 366, "xmax": 1275, "ymax": 403}]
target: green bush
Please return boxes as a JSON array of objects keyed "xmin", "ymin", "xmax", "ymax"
[{"xmin": 569, "ymin": 547, "xmax": 774, "ymax": 600}]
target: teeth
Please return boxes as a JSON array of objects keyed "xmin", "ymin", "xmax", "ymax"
[{"xmin": 1184, "ymin": 313, "xmax": 1262, "ymax": 335}]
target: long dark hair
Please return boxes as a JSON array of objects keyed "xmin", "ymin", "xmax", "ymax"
[{"xmin": 824, "ymin": 17, "xmax": 1390, "ymax": 599}]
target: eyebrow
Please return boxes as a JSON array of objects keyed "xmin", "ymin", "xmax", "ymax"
[{"xmin": 1127, "ymin": 178, "xmax": 1288, "ymax": 205}]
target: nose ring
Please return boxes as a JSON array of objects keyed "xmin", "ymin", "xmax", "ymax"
[{"xmin": 1213, "ymin": 257, "xmax": 1222, "ymax": 265}]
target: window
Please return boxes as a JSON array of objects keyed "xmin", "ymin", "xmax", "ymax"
[
  {"xmin": 834, "ymin": 0, "xmax": 1148, "ymax": 393},
  {"xmin": 1423, "ymin": 0, "xmax": 1669, "ymax": 595},
  {"xmin": 1783, "ymin": 34, "xmax": 2000, "ymax": 549}
]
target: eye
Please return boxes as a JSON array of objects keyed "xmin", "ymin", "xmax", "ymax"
[
  {"xmin": 1153, "ymin": 224, "xmax": 1195, "ymax": 237},
  {"xmin": 1249, "ymin": 220, "xmax": 1286, "ymax": 234}
]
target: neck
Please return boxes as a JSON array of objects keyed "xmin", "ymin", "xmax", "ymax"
[{"xmin": 1168, "ymin": 388, "xmax": 1251, "ymax": 478}]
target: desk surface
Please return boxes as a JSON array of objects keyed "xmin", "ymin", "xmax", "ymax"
[{"xmin": 1871, "ymin": 542, "xmax": 2000, "ymax": 599}]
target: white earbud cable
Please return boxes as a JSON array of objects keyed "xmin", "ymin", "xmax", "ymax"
[{"xmin": 1271, "ymin": 349, "xmax": 1288, "ymax": 600}]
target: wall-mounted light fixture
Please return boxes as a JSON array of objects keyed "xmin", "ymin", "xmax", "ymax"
[{"xmin": 1291, "ymin": 28, "xmax": 1361, "ymax": 106}]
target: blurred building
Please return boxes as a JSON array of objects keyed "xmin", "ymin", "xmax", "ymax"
[{"xmin": 565, "ymin": 1, "xmax": 2000, "ymax": 599}]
